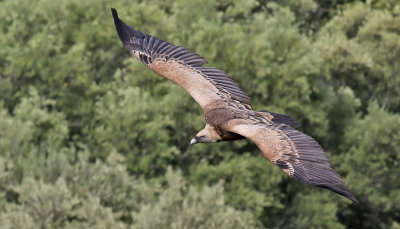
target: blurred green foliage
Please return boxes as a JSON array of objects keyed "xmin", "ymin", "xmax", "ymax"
[{"xmin": 0, "ymin": 0, "xmax": 399, "ymax": 228}]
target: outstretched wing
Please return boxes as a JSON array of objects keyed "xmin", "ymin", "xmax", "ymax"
[
  {"xmin": 224, "ymin": 115, "xmax": 358, "ymax": 202},
  {"xmin": 111, "ymin": 8, "xmax": 251, "ymax": 110}
]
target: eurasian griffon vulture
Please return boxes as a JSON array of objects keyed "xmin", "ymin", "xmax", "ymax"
[{"xmin": 111, "ymin": 8, "xmax": 357, "ymax": 203}]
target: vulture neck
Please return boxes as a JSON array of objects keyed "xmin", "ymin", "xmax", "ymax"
[{"xmin": 196, "ymin": 124, "xmax": 222, "ymax": 143}]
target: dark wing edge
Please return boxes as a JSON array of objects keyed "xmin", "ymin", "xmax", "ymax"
[
  {"xmin": 111, "ymin": 8, "xmax": 207, "ymax": 67},
  {"xmin": 111, "ymin": 8, "xmax": 145, "ymax": 45},
  {"xmin": 227, "ymin": 117, "xmax": 358, "ymax": 203},
  {"xmin": 196, "ymin": 67, "xmax": 252, "ymax": 107},
  {"xmin": 276, "ymin": 124, "xmax": 358, "ymax": 203},
  {"xmin": 111, "ymin": 8, "xmax": 252, "ymax": 108}
]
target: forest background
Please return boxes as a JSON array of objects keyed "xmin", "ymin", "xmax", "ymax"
[{"xmin": 0, "ymin": 0, "xmax": 399, "ymax": 228}]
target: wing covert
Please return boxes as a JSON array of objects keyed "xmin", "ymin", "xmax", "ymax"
[
  {"xmin": 111, "ymin": 8, "xmax": 251, "ymax": 110},
  {"xmin": 224, "ymin": 115, "xmax": 358, "ymax": 202}
]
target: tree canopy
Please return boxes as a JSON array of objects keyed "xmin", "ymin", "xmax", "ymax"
[{"xmin": 0, "ymin": 0, "xmax": 399, "ymax": 228}]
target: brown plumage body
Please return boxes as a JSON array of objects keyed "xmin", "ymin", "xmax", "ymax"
[{"xmin": 111, "ymin": 8, "xmax": 358, "ymax": 203}]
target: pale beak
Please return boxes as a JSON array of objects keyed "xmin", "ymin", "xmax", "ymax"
[{"xmin": 190, "ymin": 138, "xmax": 197, "ymax": 146}]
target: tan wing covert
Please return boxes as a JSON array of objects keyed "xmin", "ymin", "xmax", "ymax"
[
  {"xmin": 111, "ymin": 8, "xmax": 251, "ymax": 110},
  {"xmin": 224, "ymin": 115, "xmax": 358, "ymax": 202}
]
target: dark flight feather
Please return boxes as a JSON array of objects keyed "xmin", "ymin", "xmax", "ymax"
[
  {"xmin": 277, "ymin": 124, "xmax": 358, "ymax": 202},
  {"xmin": 112, "ymin": 8, "xmax": 207, "ymax": 67},
  {"xmin": 111, "ymin": 8, "xmax": 251, "ymax": 107},
  {"xmin": 227, "ymin": 117, "xmax": 358, "ymax": 203},
  {"xmin": 196, "ymin": 67, "xmax": 251, "ymax": 107}
]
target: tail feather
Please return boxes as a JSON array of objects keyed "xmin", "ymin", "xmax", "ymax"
[{"xmin": 259, "ymin": 110, "xmax": 300, "ymax": 127}]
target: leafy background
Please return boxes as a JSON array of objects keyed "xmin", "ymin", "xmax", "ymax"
[{"xmin": 0, "ymin": 0, "xmax": 399, "ymax": 228}]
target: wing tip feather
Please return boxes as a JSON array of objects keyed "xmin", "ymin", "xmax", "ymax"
[
  {"xmin": 111, "ymin": 9, "xmax": 208, "ymax": 67},
  {"xmin": 111, "ymin": 8, "xmax": 144, "ymax": 45},
  {"xmin": 279, "ymin": 125, "xmax": 358, "ymax": 203},
  {"xmin": 111, "ymin": 8, "xmax": 126, "ymax": 43},
  {"xmin": 316, "ymin": 183, "xmax": 359, "ymax": 203}
]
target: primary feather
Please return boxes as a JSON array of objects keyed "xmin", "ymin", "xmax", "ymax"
[{"xmin": 111, "ymin": 8, "xmax": 358, "ymax": 203}]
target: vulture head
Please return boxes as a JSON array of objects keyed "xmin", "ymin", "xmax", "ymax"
[{"xmin": 190, "ymin": 124, "xmax": 222, "ymax": 145}]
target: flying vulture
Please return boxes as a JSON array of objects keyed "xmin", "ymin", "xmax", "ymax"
[{"xmin": 111, "ymin": 8, "xmax": 358, "ymax": 203}]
